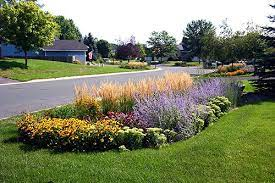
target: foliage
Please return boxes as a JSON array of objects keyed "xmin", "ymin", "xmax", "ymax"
[
  {"xmin": 106, "ymin": 112, "xmax": 140, "ymax": 128},
  {"xmin": 55, "ymin": 15, "xmax": 82, "ymax": 40},
  {"xmin": 44, "ymin": 105, "xmax": 78, "ymax": 119},
  {"xmin": 74, "ymin": 84, "xmax": 101, "ymax": 120},
  {"xmin": 83, "ymin": 33, "xmax": 98, "ymax": 60},
  {"xmin": 217, "ymin": 63, "xmax": 246, "ymax": 73},
  {"xmin": 0, "ymin": 2, "xmax": 59, "ymax": 66},
  {"xmin": 96, "ymin": 39, "xmax": 111, "ymax": 58},
  {"xmin": 116, "ymin": 127, "xmax": 145, "ymax": 150},
  {"xmin": 120, "ymin": 62, "xmax": 149, "ymax": 69},
  {"xmin": 209, "ymin": 96, "xmax": 231, "ymax": 113},
  {"xmin": 163, "ymin": 129, "xmax": 177, "ymax": 143},
  {"xmin": 116, "ymin": 36, "xmax": 140, "ymax": 60},
  {"xmin": 143, "ymin": 128, "xmax": 167, "ymax": 148},
  {"xmin": 147, "ymin": 31, "xmax": 177, "ymax": 61},
  {"xmin": 17, "ymin": 114, "xmax": 122, "ymax": 151},
  {"xmin": 1, "ymin": 102, "xmax": 273, "ymax": 182},
  {"xmin": 182, "ymin": 19, "xmax": 216, "ymax": 60},
  {"xmin": 75, "ymin": 72, "xmax": 193, "ymax": 114},
  {"xmin": 134, "ymin": 78, "xmax": 240, "ymax": 137},
  {"xmin": 196, "ymin": 105, "xmax": 216, "ymax": 127},
  {"xmin": 136, "ymin": 43, "xmax": 146, "ymax": 60}
]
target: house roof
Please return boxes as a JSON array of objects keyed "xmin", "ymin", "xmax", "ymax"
[{"xmin": 43, "ymin": 40, "xmax": 88, "ymax": 51}]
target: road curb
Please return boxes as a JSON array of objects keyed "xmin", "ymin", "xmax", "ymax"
[{"xmin": 0, "ymin": 68, "xmax": 162, "ymax": 86}]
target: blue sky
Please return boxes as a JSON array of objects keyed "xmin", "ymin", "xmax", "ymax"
[{"xmin": 42, "ymin": 0, "xmax": 274, "ymax": 43}]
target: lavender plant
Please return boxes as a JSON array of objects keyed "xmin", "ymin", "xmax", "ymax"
[{"xmin": 133, "ymin": 78, "xmax": 242, "ymax": 137}]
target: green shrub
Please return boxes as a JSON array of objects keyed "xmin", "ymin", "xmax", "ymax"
[
  {"xmin": 44, "ymin": 105, "xmax": 77, "ymax": 119},
  {"xmin": 116, "ymin": 127, "xmax": 145, "ymax": 150},
  {"xmin": 144, "ymin": 128, "xmax": 167, "ymax": 148},
  {"xmin": 195, "ymin": 118, "xmax": 205, "ymax": 133},
  {"xmin": 209, "ymin": 96, "xmax": 231, "ymax": 112},
  {"xmin": 163, "ymin": 129, "xmax": 178, "ymax": 143},
  {"xmin": 207, "ymin": 102, "xmax": 222, "ymax": 117},
  {"xmin": 197, "ymin": 105, "xmax": 217, "ymax": 126}
]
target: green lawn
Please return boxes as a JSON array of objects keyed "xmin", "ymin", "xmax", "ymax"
[
  {"xmin": 0, "ymin": 101, "xmax": 274, "ymax": 182},
  {"xmin": 0, "ymin": 58, "xmax": 143, "ymax": 81}
]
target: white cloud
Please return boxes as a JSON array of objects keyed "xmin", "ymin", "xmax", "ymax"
[{"xmin": 41, "ymin": 0, "xmax": 274, "ymax": 43}]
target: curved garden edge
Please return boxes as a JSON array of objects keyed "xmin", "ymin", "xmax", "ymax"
[{"xmin": 0, "ymin": 100, "xmax": 274, "ymax": 182}]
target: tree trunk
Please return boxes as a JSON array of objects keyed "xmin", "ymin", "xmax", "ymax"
[{"xmin": 24, "ymin": 51, "xmax": 28, "ymax": 68}]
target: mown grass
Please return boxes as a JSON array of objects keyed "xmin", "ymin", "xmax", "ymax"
[
  {"xmin": 0, "ymin": 58, "xmax": 144, "ymax": 81},
  {"xmin": 0, "ymin": 101, "xmax": 274, "ymax": 182}
]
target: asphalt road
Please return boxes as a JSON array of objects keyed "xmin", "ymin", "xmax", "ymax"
[{"xmin": 0, "ymin": 66, "xmax": 214, "ymax": 119}]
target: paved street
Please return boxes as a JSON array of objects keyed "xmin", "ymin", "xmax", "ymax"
[{"xmin": 0, "ymin": 66, "xmax": 214, "ymax": 119}]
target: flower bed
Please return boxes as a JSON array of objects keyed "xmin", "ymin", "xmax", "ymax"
[
  {"xmin": 17, "ymin": 73, "xmax": 243, "ymax": 151},
  {"xmin": 120, "ymin": 61, "xmax": 149, "ymax": 69},
  {"xmin": 217, "ymin": 63, "xmax": 252, "ymax": 76}
]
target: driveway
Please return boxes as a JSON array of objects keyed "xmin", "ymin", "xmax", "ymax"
[{"xmin": 0, "ymin": 66, "xmax": 214, "ymax": 119}]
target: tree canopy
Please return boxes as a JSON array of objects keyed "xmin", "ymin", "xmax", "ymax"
[
  {"xmin": 182, "ymin": 20, "xmax": 215, "ymax": 60},
  {"xmin": 97, "ymin": 39, "xmax": 111, "ymax": 58},
  {"xmin": 147, "ymin": 31, "xmax": 177, "ymax": 61},
  {"xmin": 116, "ymin": 36, "xmax": 141, "ymax": 60},
  {"xmin": 55, "ymin": 15, "xmax": 82, "ymax": 40},
  {"xmin": 0, "ymin": 1, "xmax": 59, "ymax": 66}
]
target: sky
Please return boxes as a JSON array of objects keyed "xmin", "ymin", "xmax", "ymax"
[{"xmin": 41, "ymin": 0, "xmax": 274, "ymax": 44}]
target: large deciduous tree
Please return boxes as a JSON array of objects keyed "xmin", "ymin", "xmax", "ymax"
[
  {"xmin": 96, "ymin": 39, "xmax": 110, "ymax": 58},
  {"xmin": 182, "ymin": 20, "xmax": 215, "ymax": 62},
  {"xmin": 0, "ymin": 1, "xmax": 59, "ymax": 66},
  {"xmin": 147, "ymin": 31, "xmax": 177, "ymax": 62},
  {"xmin": 55, "ymin": 15, "xmax": 82, "ymax": 40}
]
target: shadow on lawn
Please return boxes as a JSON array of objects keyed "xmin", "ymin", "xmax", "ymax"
[
  {"xmin": 240, "ymin": 78, "xmax": 275, "ymax": 106},
  {"xmin": 0, "ymin": 60, "xmax": 27, "ymax": 70}
]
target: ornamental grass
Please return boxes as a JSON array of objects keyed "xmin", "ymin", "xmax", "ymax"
[
  {"xmin": 74, "ymin": 72, "xmax": 193, "ymax": 114},
  {"xmin": 120, "ymin": 61, "xmax": 148, "ymax": 69}
]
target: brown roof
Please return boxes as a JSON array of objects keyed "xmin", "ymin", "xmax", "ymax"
[{"xmin": 43, "ymin": 40, "xmax": 88, "ymax": 51}]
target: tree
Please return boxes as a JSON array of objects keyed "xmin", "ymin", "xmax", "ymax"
[
  {"xmin": 116, "ymin": 36, "xmax": 140, "ymax": 60},
  {"xmin": 263, "ymin": 4, "xmax": 275, "ymax": 36},
  {"xmin": 137, "ymin": 43, "xmax": 146, "ymax": 60},
  {"xmin": 0, "ymin": 0, "xmax": 42, "ymax": 8},
  {"xmin": 55, "ymin": 16, "xmax": 82, "ymax": 40},
  {"xmin": 254, "ymin": 3, "xmax": 275, "ymax": 94},
  {"xmin": 182, "ymin": 20, "xmax": 216, "ymax": 62},
  {"xmin": 147, "ymin": 31, "xmax": 177, "ymax": 62},
  {"xmin": 0, "ymin": 1, "xmax": 59, "ymax": 66},
  {"xmin": 97, "ymin": 39, "xmax": 110, "ymax": 58},
  {"xmin": 83, "ymin": 33, "xmax": 98, "ymax": 60}
]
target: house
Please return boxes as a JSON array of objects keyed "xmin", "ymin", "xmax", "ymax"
[
  {"xmin": 177, "ymin": 43, "xmax": 192, "ymax": 61},
  {"xmin": 0, "ymin": 40, "xmax": 88, "ymax": 63}
]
